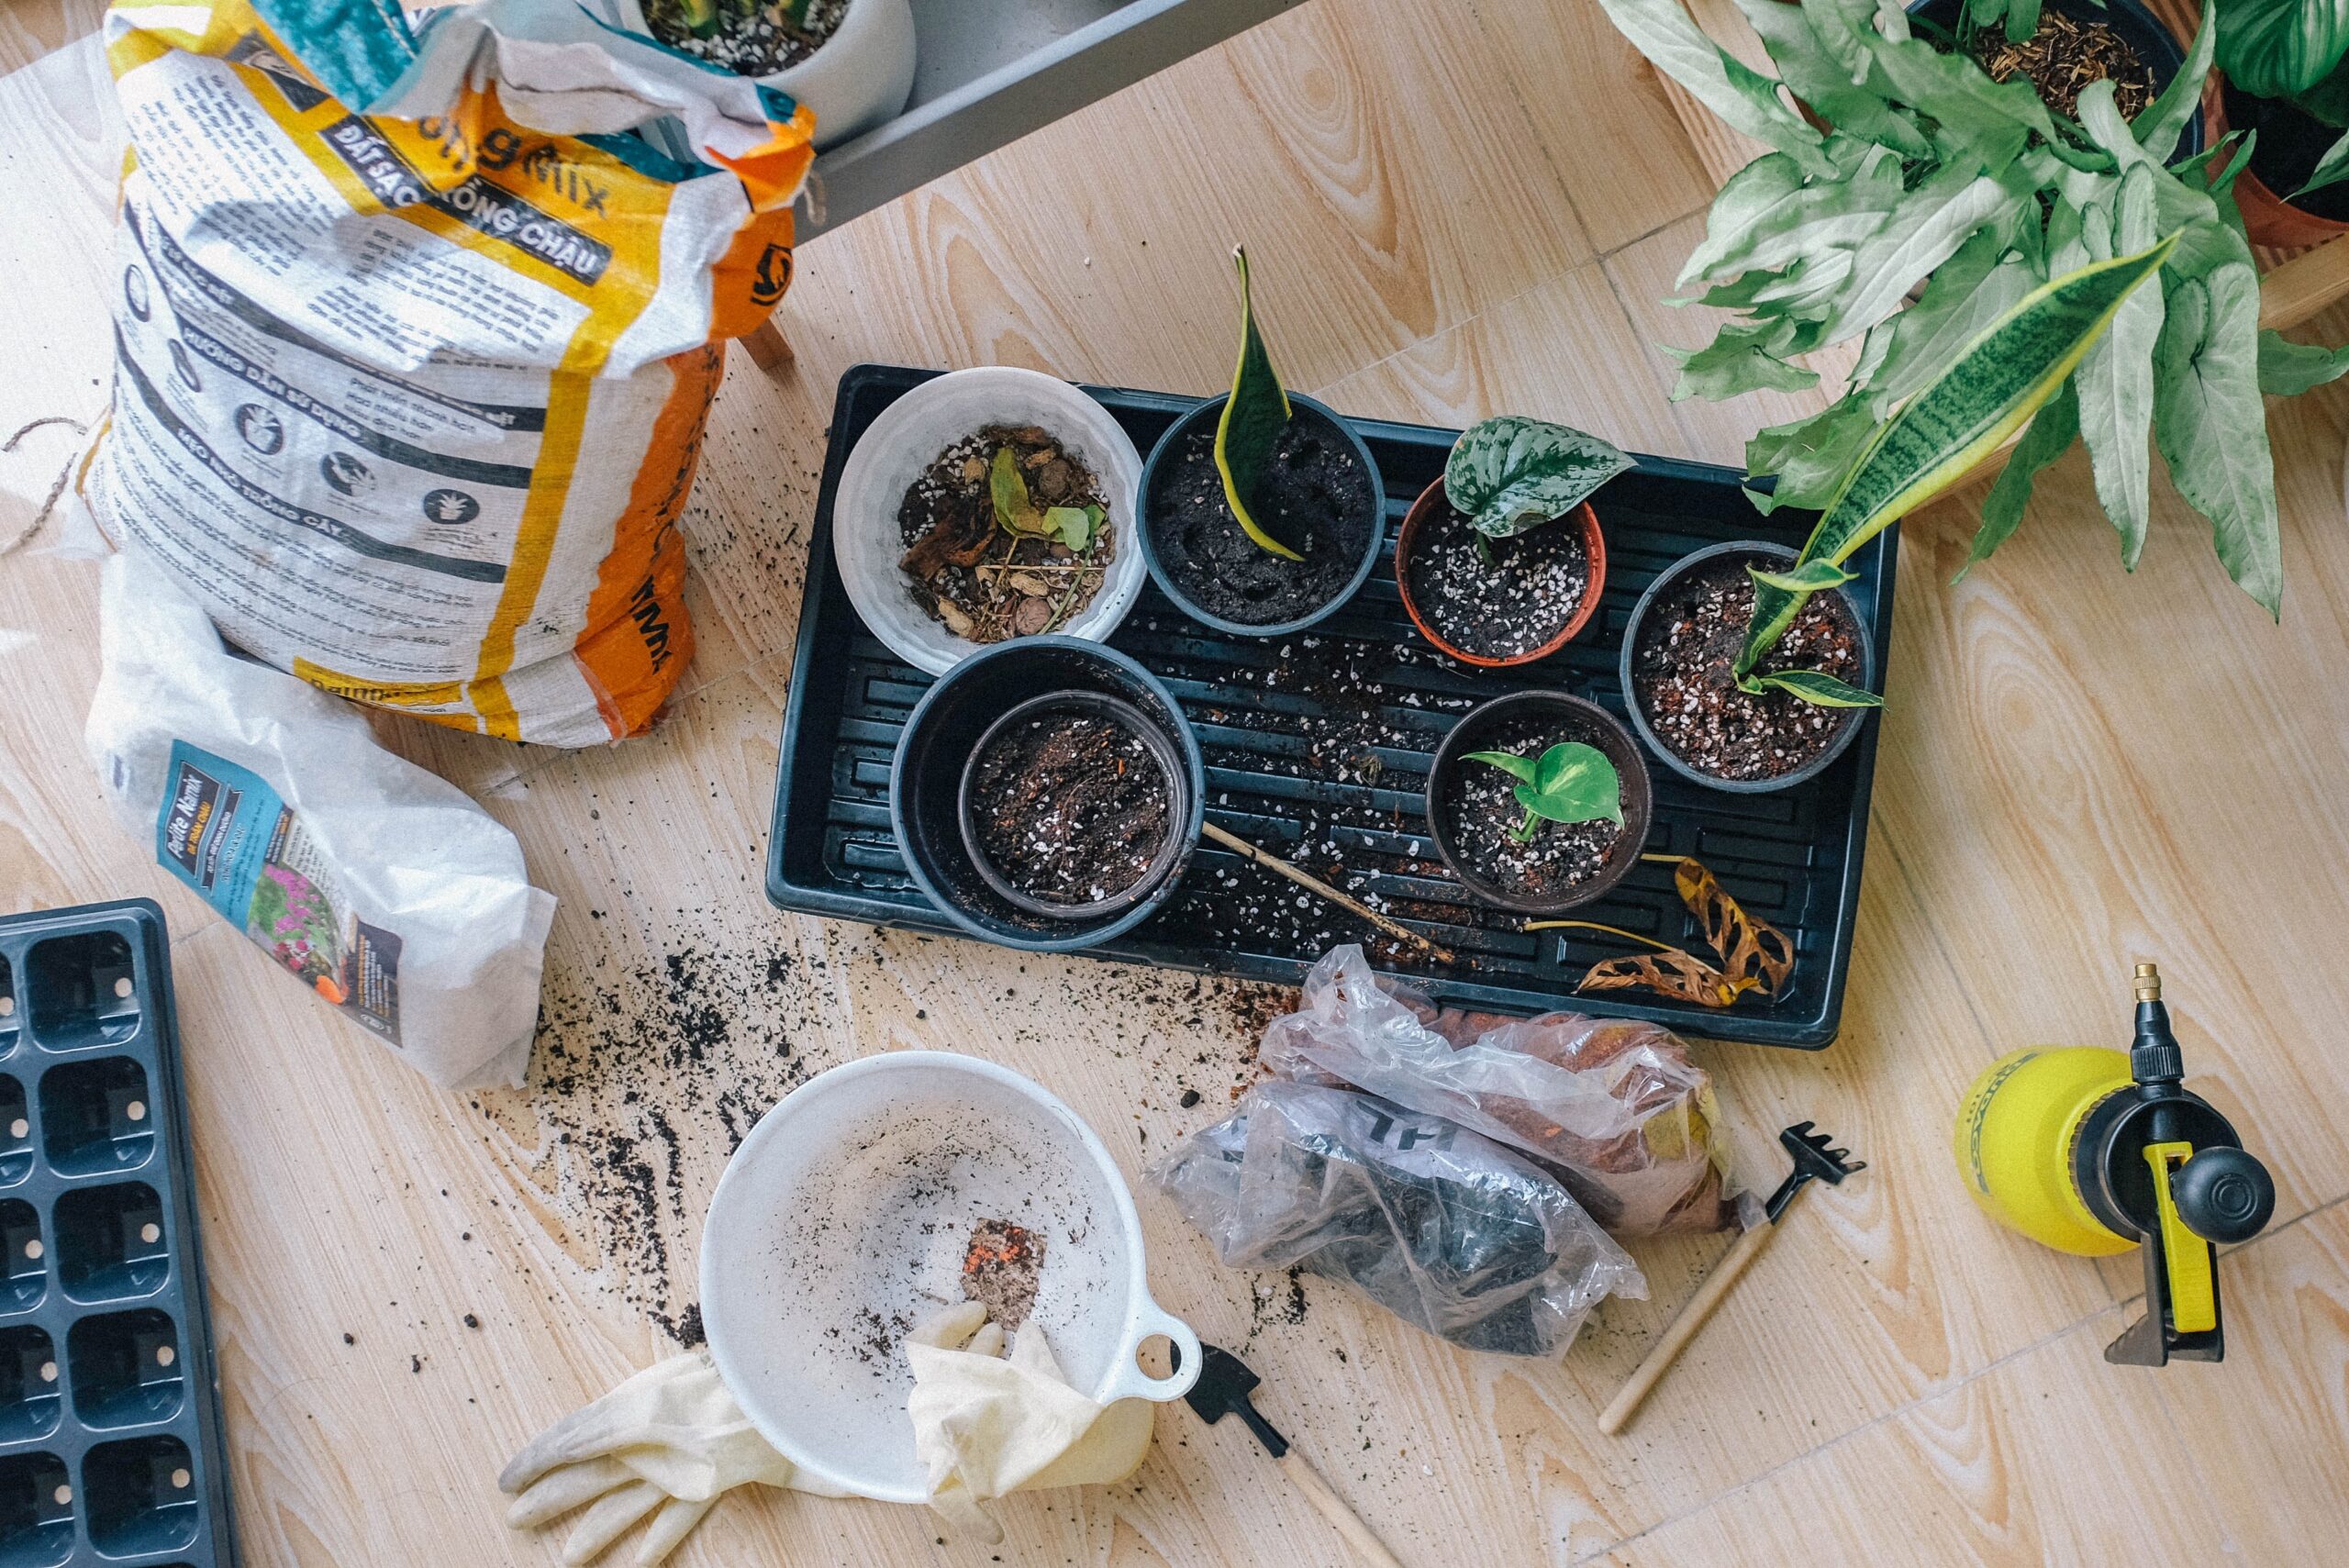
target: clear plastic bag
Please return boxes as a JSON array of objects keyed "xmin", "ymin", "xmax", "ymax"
[
  {"xmin": 1257, "ymin": 947, "xmax": 1740, "ymax": 1235},
  {"xmin": 1149, "ymin": 1081, "xmax": 1643, "ymax": 1357}
]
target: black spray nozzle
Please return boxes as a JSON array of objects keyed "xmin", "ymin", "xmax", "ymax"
[{"xmin": 2130, "ymin": 962, "xmax": 2185, "ymax": 1087}]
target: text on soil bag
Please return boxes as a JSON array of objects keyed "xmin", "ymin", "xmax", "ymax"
[{"xmin": 320, "ymin": 117, "xmax": 613, "ymax": 286}]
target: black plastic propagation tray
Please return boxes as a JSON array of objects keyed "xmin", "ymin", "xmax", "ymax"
[
  {"xmin": 768, "ymin": 365, "xmax": 1898, "ymax": 1048},
  {"xmin": 0, "ymin": 902, "xmax": 237, "ymax": 1566}
]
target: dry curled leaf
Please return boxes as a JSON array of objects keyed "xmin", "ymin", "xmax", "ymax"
[
  {"xmin": 1672, "ymin": 857, "xmax": 1794, "ymax": 994},
  {"xmin": 1580, "ymin": 951, "xmax": 1757, "ymax": 1009}
]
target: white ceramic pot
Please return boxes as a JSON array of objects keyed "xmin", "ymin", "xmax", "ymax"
[
  {"xmin": 833, "ymin": 366, "xmax": 1148, "ymax": 676},
  {"xmin": 610, "ymin": 0, "xmax": 916, "ymax": 150},
  {"xmin": 699, "ymin": 1051, "xmax": 1201, "ymax": 1502}
]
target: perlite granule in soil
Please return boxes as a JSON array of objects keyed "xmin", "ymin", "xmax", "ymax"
[
  {"xmin": 965, "ymin": 710, "xmax": 1170, "ymax": 906},
  {"xmin": 1405, "ymin": 502, "xmax": 1589, "ymax": 660},
  {"xmin": 645, "ymin": 0, "xmax": 851, "ymax": 74}
]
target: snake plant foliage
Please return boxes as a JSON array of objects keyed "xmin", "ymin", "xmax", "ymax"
[{"xmin": 1595, "ymin": 0, "xmax": 2344, "ymax": 617}]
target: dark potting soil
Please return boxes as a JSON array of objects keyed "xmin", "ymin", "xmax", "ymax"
[
  {"xmin": 1405, "ymin": 501, "xmax": 1589, "ymax": 660},
  {"xmin": 1631, "ymin": 554, "xmax": 1865, "ymax": 783},
  {"xmin": 967, "ymin": 711, "xmax": 1171, "ymax": 906},
  {"xmin": 1147, "ymin": 410, "xmax": 1375, "ymax": 626},
  {"xmin": 899, "ymin": 424, "xmax": 1114, "ymax": 643},
  {"xmin": 644, "ymin": 0, "xmax": 847, "ymax": 74},
  {"xmin": 1965, "ymin": 9, "xmax": 2154, "ymax": 122},
  {"xmin": 1438, "ymin": 713, "xmax": 1625, "ymax": 902},
  {"xmin": 2224, "ymin": 83, "xmax": 2349, "ymax": 224}
]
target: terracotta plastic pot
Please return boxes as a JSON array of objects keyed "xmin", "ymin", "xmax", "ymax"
[
  {"xmin": 1424, "ymin": 690, "xmax": 1653, "ymax": 917},
  {"xmin": 2210, "ymin": 83, "xmax": 2349, "ymax": 250},
  {"xmin": 1392, "ymin": 476, "xmax": 1607, "ymax": 668}
]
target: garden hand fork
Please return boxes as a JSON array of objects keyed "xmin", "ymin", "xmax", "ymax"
[{"xmin": 1598, "ymin": 1121, "xmax": 1865, "ymax": 1434}]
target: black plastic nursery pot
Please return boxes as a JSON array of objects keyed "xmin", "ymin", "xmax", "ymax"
[
  {"xmin": 1427, "ymin": 691, "xmax": 1653, "ymax": 917},
  {"xmin": 1905, "ymin": 0, "xmax": 2204, "ymax": 162},
  {"xmin": 893, "ymin": 636, "xmax": 1204, "ymax": 951},
  {"xmin": 1619, "ymin": 539, "xmax": 1880, "ymax": 796},
  {"xmin": 1137, "ymin": 393, "xmax": 1386, "ymax": 638}
]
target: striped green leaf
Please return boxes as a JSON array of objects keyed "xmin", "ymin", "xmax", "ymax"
[
  {"xmin": 1443, "ymin": 417, "xmax": 1633, "ymax": 539},
  {"xmin": 1737, "ymin": 236, "xmax": 2177, "ymax": 682},
  {"xmin": 1742, "ymin": 669, "xmax": 1883, "ymax": 707},
  {"xmin": 1215, "ymin": 246, "xmax": 1304, "ymax": 562}
]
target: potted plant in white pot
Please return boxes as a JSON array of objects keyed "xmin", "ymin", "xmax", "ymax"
[{"xmin": 621, "ymin": 0, "xmax": 915, "ymax": 149}]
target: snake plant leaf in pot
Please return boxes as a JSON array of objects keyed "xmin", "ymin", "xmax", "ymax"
[
  {"xmin": 1598, "ymin": 0, "xmax": 2331, "ymax": 618},
  {"xmin": 1139, "ymin": 251, "xmax": 1384, "ymax": 637},
  {"xmin": 1217, "ymin": 246, "xmax": 1306, "ymax": 562},
  {"xmin": 1737, "ymin": 237, "xmax": 2176, "ymax": 703}
]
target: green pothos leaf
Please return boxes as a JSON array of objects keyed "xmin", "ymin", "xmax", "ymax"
[
  {"xmin": 1044, "ymin": 504, "xmax": 1102, "ymax": 551},
  {"xmin": 1462, "ymin": 749, "xmax": 1538, "ymax": 785},
  {"xmin": 1215, "ymin": 246, "xmax": 1303, "ymax": 561},
  {"xmin": 1470, "ymin": 742, "xmax": 1623, "ymax": 841},
  {"xmin": 1443, "ymin": 417, "xmax": 1633, "ymax": 539}
]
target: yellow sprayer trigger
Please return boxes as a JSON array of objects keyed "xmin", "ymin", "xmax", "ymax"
[{"xmin": 2143, "ymin": 1141, "xmax": 2216, "ymax": 1334}]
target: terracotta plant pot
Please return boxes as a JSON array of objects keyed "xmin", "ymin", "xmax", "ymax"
[
  {"xmin": 2210, "ymin": 82, "xmax": 2349, "ymax": 250},
  {"xmin": 1424, "ymin": 690, "xmax": 1653, "ymax": 917},
  {"xmin": 1392, "ymin": 476, "xmax": 1608, "ymax": 668}
]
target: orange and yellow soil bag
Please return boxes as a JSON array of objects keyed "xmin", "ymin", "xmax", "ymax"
[{"xmin": 77, "ymin": 0, "xmax": 814, "ymax": 744}]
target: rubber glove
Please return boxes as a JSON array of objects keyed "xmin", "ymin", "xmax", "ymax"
[
  {"xmin": 499, "ymin": 1350, "xmax": 843, "ymax": 1565},
  {"xmin": 905, "ymin": 1303, "xmax": 1154, "ymax": 1541}
]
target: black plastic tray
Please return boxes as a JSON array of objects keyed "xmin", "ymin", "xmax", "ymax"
[
  {"xmin": 767, "ymin": 365, "xmax": 1898, "ymax": 1048},
  {"xmin": 0, "ymin": 901, "xmax": 238, "ymax": 1565}
]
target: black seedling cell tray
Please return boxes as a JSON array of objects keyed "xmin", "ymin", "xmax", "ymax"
[
  {"xmin": 0, "ymin": 902, "xmax": 236, "ymax": 1566},
  {"xmin": 767, "ymin": 365, "xmax": 1898, "ymax": 1048}
]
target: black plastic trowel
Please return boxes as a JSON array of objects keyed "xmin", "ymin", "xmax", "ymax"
[{"xmin": 1175, "ymin": 1340, "xmax": 1409, "ymax": 1568}]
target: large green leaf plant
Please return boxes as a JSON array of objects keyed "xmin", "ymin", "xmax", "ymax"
[{"xmin": 1597, "ymin": 0, "xmax": 2349, "ymax": 617}]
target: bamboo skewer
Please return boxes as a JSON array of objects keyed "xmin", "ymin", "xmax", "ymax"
[{"xmin": 1199, "ymin": 821, "xmax": 1455, "ymax": 966}]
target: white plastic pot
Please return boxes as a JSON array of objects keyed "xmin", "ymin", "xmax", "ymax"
[
  {"xmin": 698, "ymin": 1051, "xmax": 1200, "ymax": 1503},
  {"xmin": 610, "ymin": 0, "xmax": 916, "ymax": 150},
  {"xmin": 833, "ymin": 366, "xmax": 1148, "ymax": 676}
]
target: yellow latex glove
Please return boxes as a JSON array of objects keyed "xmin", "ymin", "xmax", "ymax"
[
  {"xmin": 906, "ymin": 1303, "xmax": 1154, "ymax": 1540},
  {"xmin": 498, "ymin": 1350, "xmax": 844, "ymax": 1565}
]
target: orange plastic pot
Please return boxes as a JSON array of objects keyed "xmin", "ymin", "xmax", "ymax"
[
  {"xmin": 2209, "ymin": 83, "xmax": 2349, "ymax": 250},
  {"xmin": 1393, "ymin": 476, "xmax": 1607, "ymax": 668}
]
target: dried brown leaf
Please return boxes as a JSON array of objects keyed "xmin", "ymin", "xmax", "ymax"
[
  {"xmin": 1579, "ymin": 950, "xmax": 1758, "ymax": 1009},
  {"xmin": 1671, "ymin": 857, "xmax": 1794, "ymax": 994}
]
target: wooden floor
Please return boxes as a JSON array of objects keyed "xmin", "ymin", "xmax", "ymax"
[{"xmin": 5, "ymin": 3, "xmax": 2348, "ymax": 1563}]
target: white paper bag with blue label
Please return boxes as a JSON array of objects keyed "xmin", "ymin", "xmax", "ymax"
[{"xmin": 84, "ymin": 549, "xmax": 555, "ymax": 1088}]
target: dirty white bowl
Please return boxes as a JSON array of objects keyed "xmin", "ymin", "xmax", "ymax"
[
  {"xmin": 699, "ymin": 1051, "xmax": 1200, "ymax": 1502},
  {"xmin": 832, "ymin": 366, "xmax": 1147, "ymax": 676},
  {"xmin": 607, "ymin": 0, "xmax": 916, "ymax": 150}
]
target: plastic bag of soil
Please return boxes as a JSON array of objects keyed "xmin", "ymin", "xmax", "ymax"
[
  {"xmin": 1149, "ymin": 1081, "xmax": 1643, "ymax": 1357},
  {"xmin": 1256, "ymin": 947, "xmax": 1742, "ymax": 1236}
]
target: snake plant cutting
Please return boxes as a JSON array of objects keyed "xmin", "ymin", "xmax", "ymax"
[
  {"xmin": 1217, "ymin": 246, "xmax": 1308, "ymax": 561},
  {"xmin": 1596, "ymin": 0, "xmax": 2349, "ymax": 617},
  {"xmin": 1738, "ymin": 239, "xmax": 2176, "ymax": 704}
]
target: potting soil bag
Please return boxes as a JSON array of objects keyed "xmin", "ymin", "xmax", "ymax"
[
  {"xmin": 74, "ymin": 0, "xmax": 815, "ymax": 744},
  {"xmin": 1150, "ymin": 1081, "xmax": 1644, "ymax": 1357},
  {"xmin": 86, "ymin": 550, "xmax": 556, "ymax": 1089},
  {"xmin": 1257, "ymin": 946, "xmax": 1742, "ymax": 1235}
]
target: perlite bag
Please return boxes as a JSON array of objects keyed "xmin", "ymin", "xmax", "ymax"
[
  {"xmin": 75, "ymin": 0, "xmax": 815, "ymax": 744},
  {"xmin": 87, "ymin": 550, "xmax": 555, "ymax": 1088}
]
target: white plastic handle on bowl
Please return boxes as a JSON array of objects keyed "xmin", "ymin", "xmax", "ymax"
[{"xmin": 1097, "ymin": 1295, "xmax": 1202, "ymax": 1405}]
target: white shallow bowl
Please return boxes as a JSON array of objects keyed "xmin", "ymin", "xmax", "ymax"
[
  {"xmin": 833, "ymin": 366, "xmax": 1147, "ymax": 676},
  {"xmin": 699, "ymin": 1051, "xmax": 1200, "ymax": 1502}
]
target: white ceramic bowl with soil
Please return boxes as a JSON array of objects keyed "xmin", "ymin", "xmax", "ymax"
[
  {"xmin": 699, "ymin": 1051, "xmax": 1200, "ymax": 1502},
  {"xmin": 835, "ymin": 367, "xmax": 1147, "ymax": 676},
  {"xmin": 619, "ymin": 0, "xmax": 916, "ymax": 149},
  {"xmin": 1620, "ymin": 539, "xmax": 1877, "ymax": 795},
  {"xmin": 1137, "ymin": 394, "xmax": 1384, "ymax": 637},
  {"xmin": 1394, "ymin": 476, "xmax": 1607, "ymax": 667},
  {"xmin": 1426, "ymin": 691, "xmax": 1653, "ymax": 917},
  {"xmin": 892, "ymin": 636, "xmax": 1203, "ymax": 951}
]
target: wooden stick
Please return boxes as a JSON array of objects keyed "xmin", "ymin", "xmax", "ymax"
[
  {"xmin": 1199, "ymin": 821, "xmax": 1454, "ymax": 966},
  {"xmin": 1598, "ymin": 1221, "xmax": 1779, "ymax": 1436},
  {"xmin": 1279, "ymin": 1450, "xmax": 1411, "ymax": 1568},
  {"xmin": 740, "ymin": 318, "xmax": 795, "ymax": 373}
]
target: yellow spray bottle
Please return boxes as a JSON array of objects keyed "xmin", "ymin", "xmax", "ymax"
[{"xmin": 1954, "ymin": 963, "xmax": 2275, "ymax": 1365}]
